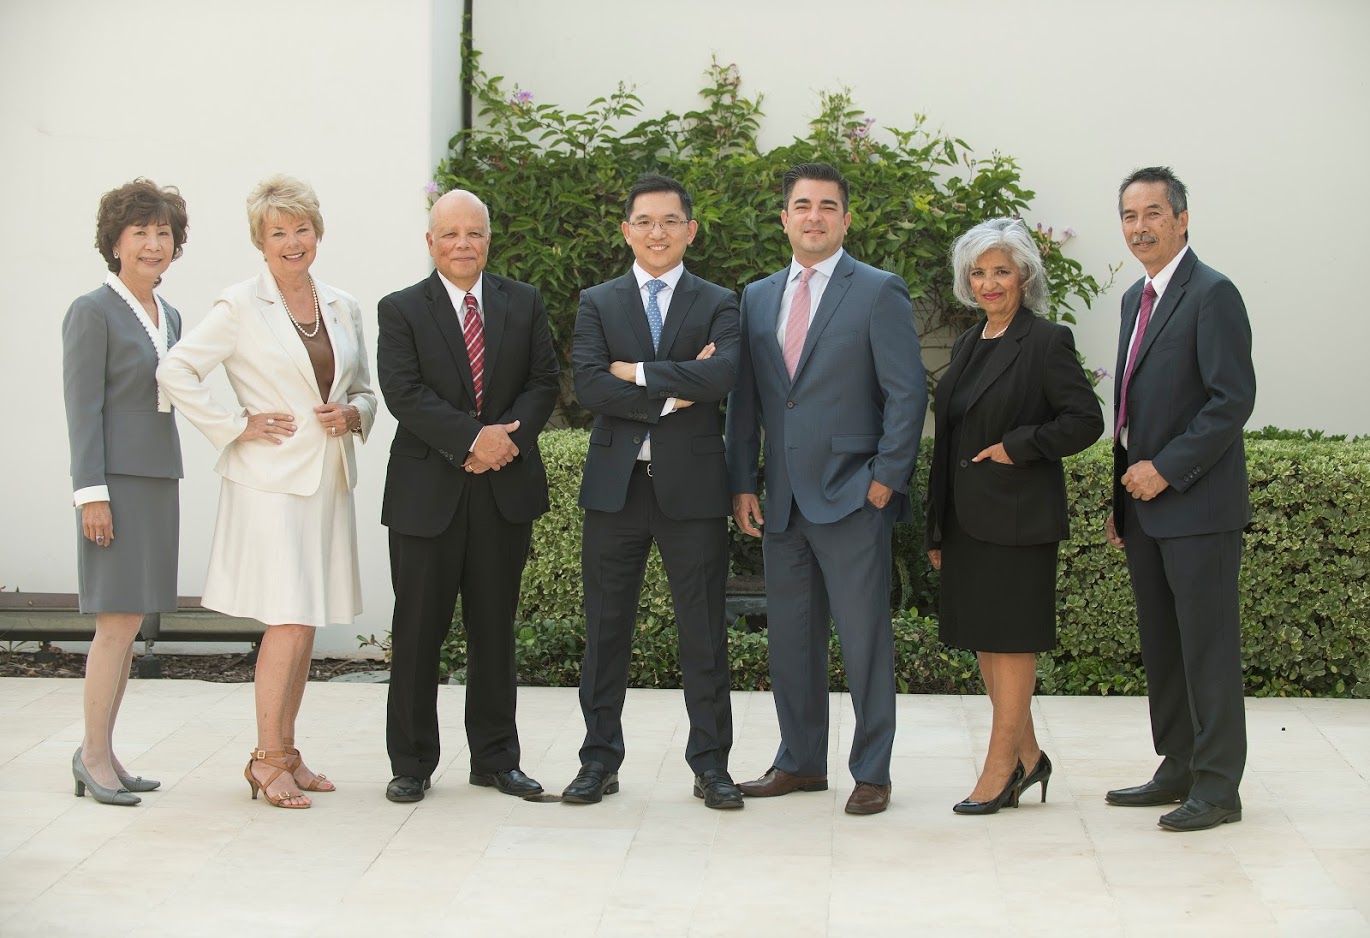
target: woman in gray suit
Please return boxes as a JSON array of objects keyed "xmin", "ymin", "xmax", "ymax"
[
  {"xmin": 926, "ymin": 218, "xmax": 1103, "ymax": 815},
  {"xmin": 62, "ymin": 179, "xmax": 189, "ymax": 806}
]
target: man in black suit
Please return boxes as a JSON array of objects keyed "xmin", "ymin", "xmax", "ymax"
[
  {"xmin": 561, "ymin": 174, "xmax": 743, "ymax": 809},
  {"xmin": 377, "ymin": 189, "xmax": 559, "ymax": 803},
  {"xmin": 1105, "ymin": 166, "xmax": 1256, "ymax": 831}
]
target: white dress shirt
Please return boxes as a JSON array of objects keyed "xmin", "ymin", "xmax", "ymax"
[{"xmin": 630, "ymin": 262, "xmax": 685, "ymax": 460}]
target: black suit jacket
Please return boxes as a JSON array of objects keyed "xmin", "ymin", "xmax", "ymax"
[
  {"xmin": 377, "ymin": 271, "xmax": 559, "ymax": 537},
  {"xmin": 927, "ymin": 310, "xmax": 1103, "ymax": 548},
  {"xmin": 1112, "ymin": 249, "xmax": 1256, "ymax": 538},
  {"xmin": 573, "ymin": 269, "xmax": 740, "ymax": 520}
]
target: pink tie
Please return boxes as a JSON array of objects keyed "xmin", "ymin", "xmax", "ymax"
[
  {"xmin": 462, "ymin": 293, "xmax": 485, "ymax": 411},
  {"xmin": 1115, "ymin": 281, "xmax": 1157, "ymax": 440},
  {"xmin": 783, "ymin": 268, "xmax": 815, "ymax": 379}
]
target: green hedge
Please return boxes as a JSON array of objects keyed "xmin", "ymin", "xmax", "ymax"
[{"xmin": 438, "ymin": 431, "xmax": 1370, "ymax": 698}]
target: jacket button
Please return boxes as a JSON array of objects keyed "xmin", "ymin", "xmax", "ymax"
[
  {"xmin": 786, "ymin": 401, "xmax": 795, "ymax": 409},
  {"xmin": 959, "ymin": 459, "xmax": 969, "ymax": 468},
  {"xmin": 468, "ymin": 410, "xmax": 477, "ymax": 418},
  {"xmin": 633, "ymin": 436, "xmax": 642, "ymax": 445}
]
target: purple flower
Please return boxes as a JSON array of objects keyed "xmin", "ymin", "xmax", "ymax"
[
  {"xmin": 422, "ymin": 181, "xmax": 440, "ymax": 195},
  {"xmin": 1063, "ymin": 227, "xmax": 1077, "ymax": 240},
  {"xmin": 1092, "ymin": 368, "xmax": 1111, "ymax": 382},
  {"xmin": 510, "ymin": 90, "xmax": 534, "ymax": 107}
]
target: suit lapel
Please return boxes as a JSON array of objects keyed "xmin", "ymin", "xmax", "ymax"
[
  {"xmin": 615, "ymin": 274, "xmax": 656, "ymax": 359},
  {"xmin": 317, "ymin": 280, "xmax": 346, "ymax": 402},
  {"xmin": 792, "ymin": 253, "xmax": 853, "ymax": 381},
  {"xmin": 1132, "ymin": 249, "xmax": 1196, "ymax": 372},
  {"xmin": 480, "ymin": 273, "xmax": 507, "ymax": 408},
  {"xmin": 657, "ymin": 271, "xmax": 698, "ymax": 356},
  {"xmin": 965, "ymin": 310, "xmax": 1030, "ymax": 412},
  {"xmin": 255, "ymin": 270, "xmax": 322, "ymax": 401},
  {"xmin": 425, "ymin": 272, "xmax": 478, "ymax": 407},
  {"xmin": 935, "ymin": 327, "xmax": 979, "ymax": 438}
]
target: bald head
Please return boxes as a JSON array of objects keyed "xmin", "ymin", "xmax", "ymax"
[{"xmin": 427, "ymin": 189, "xmax": 491, "ymax": 290}]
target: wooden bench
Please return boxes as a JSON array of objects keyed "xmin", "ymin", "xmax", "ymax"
[{"xmin": 0, "ymin": 592, "xmax": 262, "ymax": 677}]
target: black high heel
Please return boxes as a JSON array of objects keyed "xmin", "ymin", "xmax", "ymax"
[
  {"xmin": 1019, "ymin": 751, "xmax": 1052, "ymax": 803},
  {"xmin": 953, "ymin": 762, "xmax": 1025, "ymax": 816}
]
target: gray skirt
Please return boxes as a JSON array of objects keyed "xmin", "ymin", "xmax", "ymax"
[{"xmin": 75, "ymin": 474, "xmax": 179, "ymax": 614}]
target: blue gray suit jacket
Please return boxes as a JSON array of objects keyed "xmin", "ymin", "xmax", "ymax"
[{"xmin": 726, "ymin": 250, "xmax": 927, "ymax": 532}]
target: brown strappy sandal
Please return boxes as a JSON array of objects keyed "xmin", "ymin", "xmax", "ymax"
[
  {"xmin": 283, "ymin": 737, "xmax": 335, "ymax": 793},
  {"xmin": 244, "ymin": 749, "xmax": 311, "ymax": 808}
]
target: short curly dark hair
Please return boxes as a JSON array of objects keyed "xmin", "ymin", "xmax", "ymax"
[{"xmin": 95, "ymin": 179, "xmax": 189, "ymax": 277}]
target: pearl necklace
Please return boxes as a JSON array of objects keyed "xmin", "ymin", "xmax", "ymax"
[
  {"xmin": 982, "ymin": 316, "xmax": 1014, "ymax": 340},
  {"xmin": 278, "ymin": 277, "xmax": 321, "ymax": 338}
]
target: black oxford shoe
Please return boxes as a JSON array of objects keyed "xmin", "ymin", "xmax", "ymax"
[
  {"xmin": 386, "ymin": 775, "xmax": 431, "ymax": 803},
  {"xmin": 1159, "ymin": 798, "xmax": 1242, "ymax": 832},
  {"xmin": 693, "ymin": 769, "xmax": 744, "ymax": 809},
  {"xmin": 561, "ymin": 761, "xmax": 619, "ymax": 804},
  {"xmin": 1105, "ymin": 779, "xmax": 1187, "ymax": 807},
  {"xmin": 470, "ymin": 768, "xmax": 544, "ymax": 797}
]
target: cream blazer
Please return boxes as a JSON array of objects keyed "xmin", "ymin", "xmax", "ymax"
[{"xmin": 158, "ymin": 270, "xmax": 377, "ymax": 496}]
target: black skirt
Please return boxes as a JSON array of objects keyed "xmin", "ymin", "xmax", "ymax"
[{"xmin": 937, "ymin": 501, "xmax": 1059, "ymax": 653}]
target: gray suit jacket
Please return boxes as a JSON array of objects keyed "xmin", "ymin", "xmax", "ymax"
[
  {"xmin": 726, "ymin": 251, "xmax": 927, "ymax": 532},
  {"xmin": 63, "ymin": 284, "xmax": 183, "ymax": 492}
]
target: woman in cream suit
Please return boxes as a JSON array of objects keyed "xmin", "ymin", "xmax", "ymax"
[
  {"xmin": 159, "ymin": 175, "xmax": 376, "ymax": 809},
  {"xmin": 63, "ymin": 179, "xmax": 188, "ymax": 806}
]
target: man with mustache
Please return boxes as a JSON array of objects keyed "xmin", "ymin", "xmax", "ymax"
[
  {"xmin": 726, "ymin": 162, "xmax": 926, "ymax": 816},
  {"xmin": 1105, "ymin": 166, "xmax": 1256, "ymax": 831}
]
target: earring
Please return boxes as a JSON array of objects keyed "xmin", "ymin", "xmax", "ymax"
[{"xmin": 113, "ymin": 252, "xmax": 120, "ymax": 259}]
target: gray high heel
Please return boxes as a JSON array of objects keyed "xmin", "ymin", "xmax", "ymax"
[
  {"xmin": 72, "ymin": 748, "xmax": 140, "ymax": 806},
  {"xmin": 117, "ymin": 773, "xmax": 161, "ymax": 793}
]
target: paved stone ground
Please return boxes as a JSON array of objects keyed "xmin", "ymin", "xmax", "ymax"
[{"xmin": 2, "ymin": 679, "xmax": 1367, "ymax": 936}]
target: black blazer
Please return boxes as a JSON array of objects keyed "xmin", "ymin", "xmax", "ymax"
[
  {"xmin": 1112, "ymin": 249, "xmax": 1255, "ymax": 538},
  {"xmin": 927, "ymin": 310, "xmax": 1102, "ymax": 548},
  {"xmin": 377, "ymin": 271, "xmax": 560, "ymax": 537},
  {"xmin": 573, "ymin": 269, "xmax": 740, "ymax": 520}
]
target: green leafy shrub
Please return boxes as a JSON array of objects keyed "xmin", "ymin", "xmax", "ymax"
[
  {"xmin": 433, "ymin": 56, "xmax": 1115, "ymax": 424},
  {"xmin": 415, "ymin": 433, "xmax": 1370, "ymax": 698}
]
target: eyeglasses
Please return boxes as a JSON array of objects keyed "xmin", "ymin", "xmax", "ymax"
[{"xmin": 627, "ymin": 219, "xmax": 689, "ymax": 233}]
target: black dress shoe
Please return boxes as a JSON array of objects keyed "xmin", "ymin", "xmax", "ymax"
[
  {"xmin": 1105, "ymin": 779, "xmax": 1187, "ymax": 807},
  {"xmin": 470, "ymin": 768, "xmax": 544, "ymax": 797},
  {"xmin": 693, "ymin": 769, "xmax": 744, "ymax": 810},
  {"xmin": 1159, "ymin": 798, "xmax": 1242, "ymax": 832},
  {"xmin": 561, "ymin": 761, "xmax": 619, "ymax": 804},
  {"xmin": 386, "ymin": 775, "xmax": 431, "ymax": 803}
]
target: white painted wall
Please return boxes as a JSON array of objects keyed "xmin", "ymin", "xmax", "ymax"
[
  {"xmin": 0, "ymin": 0, "xmax": 461, "ymax": 653},
  {"xmin": 3, "ymin": 0, "xmax": 1365, "ymax": 653}
]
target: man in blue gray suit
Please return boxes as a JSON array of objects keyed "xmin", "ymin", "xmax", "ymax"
[{"xmin": 726, "ymin": 162, "xmax": 926, "ymax": 815}]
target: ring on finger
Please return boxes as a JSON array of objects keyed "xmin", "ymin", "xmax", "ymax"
[{"xmin": 266, "ymin": 418, "xmax": 276, "ymax": 426}]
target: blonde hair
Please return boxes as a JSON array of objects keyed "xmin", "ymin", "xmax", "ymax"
[{"xmin": 246, "ymin": 174, "xmax": 324, "ymax": 250}]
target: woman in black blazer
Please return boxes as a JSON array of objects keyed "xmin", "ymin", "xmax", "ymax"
[{"xmin": 926, "ymin": 218, "xmax": 1103, "ymax": 815}]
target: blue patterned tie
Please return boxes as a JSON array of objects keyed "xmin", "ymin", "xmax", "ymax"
[{"xmin": 645, "ymin": 279, "xmax": 665, "ymax": 352}]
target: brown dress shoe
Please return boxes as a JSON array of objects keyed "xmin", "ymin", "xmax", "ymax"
[
  {"xmin": 737, "ymin": 767, "xmax": 828, "ymax": 797},
  {"xmin": 845, "ymin": 782, "xmax": 891, "ymax": 815}
]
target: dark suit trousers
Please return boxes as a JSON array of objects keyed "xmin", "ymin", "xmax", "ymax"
[
  {"xmin": 1123, "ymin": 496, "xmax": 1246, "ymax": 808},
  {"xmin": 763, "ymin": 500, "xmax": 899, "ymax": 785},
  {"xmin": 579, "ymin": 468, "xmax": 733, "ymax": 774},
  {"xmin": 386, "ymin": 474, "xmax": 532, "ymax": 779}
]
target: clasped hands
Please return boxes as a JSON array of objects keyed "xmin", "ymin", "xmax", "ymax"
[
  {"xmin": 463, "ymin": 420, "xmax": 521, "ymax": 474},
  {"xmin": 237, "ymin": 404, "xmax": 359, "ymax": 444},
  {"xmin": 608, "ymin": 342, "xmax": 716, "ymax": 410}
]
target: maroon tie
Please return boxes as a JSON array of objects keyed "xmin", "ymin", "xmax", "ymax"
[
  {"xmin": 1115, "ymin": 281, "xmax": 1157, "ymax": 440},
  {"xmin": 462, "ymin": 293, "xmax": 485, "ymax": 411}
]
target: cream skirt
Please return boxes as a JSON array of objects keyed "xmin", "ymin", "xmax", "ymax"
[{"xmin": 201, "ymin": 445, "xmax": 360, "ymax": 628}]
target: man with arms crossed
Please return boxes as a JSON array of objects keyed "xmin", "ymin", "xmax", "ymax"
[
  {"xmin": 1105, "ymin": 166, "xmax": 1256, "ymax": 832},
  {"xmin": 563, "ymin": 174, "xmax": 743, "ymax": 809},
  {"xmin": 726, "ymin": 162, "xmax": 926, "ymax": 816},
  {"xmin": 378, "ymin": 190, "xmax": 559, "ymax": 803}
]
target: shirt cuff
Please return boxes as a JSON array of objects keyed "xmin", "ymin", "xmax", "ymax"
[
  {"xmin": 635, "ymin": 363, "xmax": 646, "ymax": 387},
  {"xmin": 660, "ymin": 398, "xmax": 677, "ymax": 416},
  {"xmin": 469, "ymin": 427, "xmax": 482, "ymax": 453},
  {"xmin": 73, "ymin": 485, "xmax": 110, "ymax": 507}
]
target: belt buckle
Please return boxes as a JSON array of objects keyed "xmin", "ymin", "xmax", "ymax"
[{"xmin": 645, "ymin": 462, "xmax": 653, "ymax": 478}]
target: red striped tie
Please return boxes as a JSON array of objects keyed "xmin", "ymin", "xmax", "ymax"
[{"xmin": 462, "ymin": 293, "xmax": 485, "ymax": 411}]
